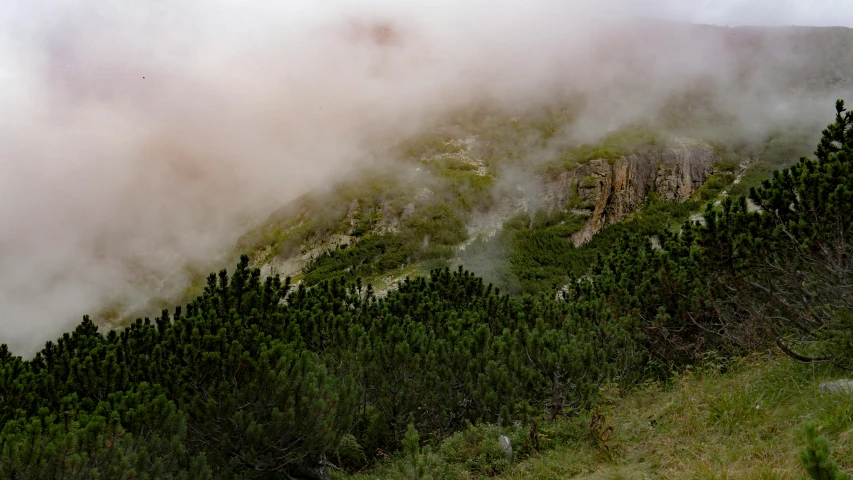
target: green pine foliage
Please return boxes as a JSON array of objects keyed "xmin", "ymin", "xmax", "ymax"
[
  {"xmin": 695, "ymin": 100, "xmax": 853, "ymax": 366},
  {"xmin": 461, "ymin": 194, "xmax": 700, "ymax": 296},
  {"xmin": 399, "ymin": 423, "xmax": 432, "ymax": 480},
  {"xmin": 0, "ymin": 260, "xmax": 633, "ymax": 478},
  {"xmin": 799, "ymin": 422, "xmax": 850, "ymax": 480},
  {"xmin": 1, "ymin": 100, "xmax": 852, "ymax": 478}
]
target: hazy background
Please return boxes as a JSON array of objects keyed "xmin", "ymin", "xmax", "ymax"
[
  {"xmin": 657, "ymin": 0, "xmax": 853, "ymax": 26},
  {"xmin": 0, "ymin": 0, "xmax": 851, "ymax": 355}
]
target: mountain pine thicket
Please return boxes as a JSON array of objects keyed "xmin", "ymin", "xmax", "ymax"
[
  {"xmin": 799, "ymin": 422, "xmax": 850, "ymax": 480},
  {"xmin": 0, "ymin": 101, "xmax": 851, "ymax": 479}
]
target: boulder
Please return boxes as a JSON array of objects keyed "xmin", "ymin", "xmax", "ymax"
[
  {"xmin": 498, "ymin": 435, "xmax": 512, "ymax": 460},
  {"xmin": 819, "ymin": 379, "xmax": 853, "ymax": 395}
]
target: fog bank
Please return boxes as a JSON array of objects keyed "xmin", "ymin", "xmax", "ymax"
[{"xmin": 0, "ymin": 0, "xmax": 851, "ymax": 354}]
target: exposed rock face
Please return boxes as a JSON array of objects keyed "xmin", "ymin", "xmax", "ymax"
[
  {"xmin": 819, "ymin": 379, "xmax": 853, "ymax": 395},
  {"xmin": 345, "ymin": 199, "xmax": 360, "ymax": 227},
  {"xmin": 260, "ymin": 233, "xmax": 353, "ymax": 279},
  {"xmin": 498, "ymin": 435, "xmax": 512, "ymax": 460},
  {"xmin": 539, "ymin": 140, "xmax": 717, "ymax": 246},
  {"xmin": 655, "ymin": 142, "xmax": 719, "ymax": 201},
  {"xmin": 252, "ymin": 138, "xmax": 717, "ymax": 286}
]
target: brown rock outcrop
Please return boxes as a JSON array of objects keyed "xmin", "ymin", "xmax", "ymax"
[{"xmin": 538, "ymin": 140, "xmax": 718, "ymax": 246}]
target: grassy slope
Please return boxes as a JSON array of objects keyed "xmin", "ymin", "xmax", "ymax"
[{"xmin": 338, "ymin": 355, "xmax": 853, "ymax": 479}]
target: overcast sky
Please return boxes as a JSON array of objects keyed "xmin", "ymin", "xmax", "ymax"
[
  {"xmin": 653, "ymin": 0, "xmax": 853, "ymax": 26},
  {"xmin": 2, "ymin": 1, "xmax": 853, "ymax": 28}
]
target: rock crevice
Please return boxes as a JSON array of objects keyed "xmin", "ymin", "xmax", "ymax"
[{"xmin": 539, "ymin": 141, "xmax": 718, "ymax": 246}]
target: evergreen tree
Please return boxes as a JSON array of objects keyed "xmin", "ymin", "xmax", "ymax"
[
  {"xmin": 697, "ymin": 100, "xmax": 853, "ymax": 366},
  {"xmin": 399, "ymin": 422, "xmax": 432, "ymax": 480},
  {"xmin": 799, "ymin": 422, "xmax": 849, "ymax": 480},
  {"xmin": 0, "ymin": 100, "xmax": 850, "ymax": 478}
]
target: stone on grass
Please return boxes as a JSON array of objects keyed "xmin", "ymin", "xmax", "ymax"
[
  {"xmin": 819, "ymin": 379, "xmax": 853, "ymax": 395},
  {"xmin": 498, "ymin": 435, "xmax": 512, "ymax": 460}
]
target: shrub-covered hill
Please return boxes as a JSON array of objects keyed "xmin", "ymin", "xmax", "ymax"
[
  {"xmin": 235, "ymin": 127, "xmax": 722, "ymax": 295},
  {"xmin": 0, "ymin": 99, "xmax": 851, "ymax": 479},
  {"xmin": 189, "ymin": 111, "xmax": 811, "ymax": 306},
  {"xmin": 160, "ymin": 23, "xmax": 853, "ymax": 309},
  {"xmin": 85, "ymin": 22, "xmax": 853, "ymax": 334}
]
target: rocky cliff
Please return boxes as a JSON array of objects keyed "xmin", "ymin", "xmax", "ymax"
[
  {"xmin": 538, "ymin": 139, "xmax": 718, "ymax": 246},
  {"xmin": 240, "ymin": 135, "xmax": 719, "ymax": 289}
]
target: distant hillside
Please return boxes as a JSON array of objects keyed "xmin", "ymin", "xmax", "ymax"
[
  {"xmin": 150, "ymin": 23, "xmax": 850, "ymax": 313},
  {"xmin": 2, "ymin": 96, "xmax": 850, "ymax": 480},
  {"xmin": 92, "ymin": 22, "xmax": 853, "ymax": 326}
]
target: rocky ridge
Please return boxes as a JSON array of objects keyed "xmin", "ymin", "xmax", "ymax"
[
  {"xmin": 249, "ymin": 137, "xmax": 718, "ymax": 285},
  {"xmin": 537, "ymin": 139, "xmax": 717, "ymax": 246}
]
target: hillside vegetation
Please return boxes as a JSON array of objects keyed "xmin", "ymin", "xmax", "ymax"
[
  {"xmin": 0, "ymin": 100, "xmax": 850, "ymax": 479},
  {"xmin": 344, "ymin": 355, "xmax": 852, "ymax": 479},
  {"xmin": 216, "ymin": 109, "xmax": 808, "ymax": 302}
]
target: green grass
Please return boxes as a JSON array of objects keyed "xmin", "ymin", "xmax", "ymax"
[
  {"xmin": 714, "ymin": 154, "xmax": 741, "ymax": 173},
  {"xmin": 401, "ymin": 202, "xmax": 468, "ymax": 248},
  {"xmin": 430, "ymin": 156, "xmax": 480, "ymax": 172},
  {"xmin": 301, "ymin": 200, "xmax": 470, "ymax": 286},
  {"xmin": 542, "ymin": 129, "xmax": 665, "ymax": 179},
  {"xmin": 301, "ymin": 234, "xmax": 413, "ymax": 286},
  {"xmin": 285, "ymin": 135, "xmax": 496, "ymax": 287},
  {"xmin": 433, "ymin": 167, "xmax": 495, "ymax": 212},
  {"xmin": 334, "ymin": 355, "xmax": 853, "ymax": 479},
  {"xmin": 694, "ymin": 173, "xmax": 736, "ymax": 201},
  {"xmin": 404, "ymin": 131, "xmax": 467, "ymax": 159},
  {"xmin": 728, "ymin": 129, "xmax": 815, "ymax": 197},
  {"xmin": 582, "ymin": 176, "xmax": 599, "ymax": 188}
]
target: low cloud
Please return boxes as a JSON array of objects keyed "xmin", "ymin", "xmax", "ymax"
[{"xmin": 0, "ymin": 0, "xmax": 850, "ymax": 355}]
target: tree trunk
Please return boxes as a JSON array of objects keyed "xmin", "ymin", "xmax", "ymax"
[{"xmin": 547, "ymin": 374, "xmax": 564, "ymax": 424}]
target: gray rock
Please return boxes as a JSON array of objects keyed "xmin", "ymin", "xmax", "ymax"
[
  {"xmin": 819, "ymin": 379, "xmax": 853, "ymax": 395},
  {"xmin": 346, "ymin": 199, "xmax": 360, "ymax": 226},
  {"xmin": 544, "ymin": 141, "xmax": 719, "ymax": 247},
  {"xmin": 649, "ymin": 235, "xmax": 662, "ymax": 251},
  {"xmin": 555, "ymin": 284, "xmax": 570, "ymax": 302},
  {"xmin": 498, "ymin": 435, "xmax": 512, "ymax": 460}
]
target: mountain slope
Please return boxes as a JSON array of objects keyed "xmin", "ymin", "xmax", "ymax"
[
  {"xmin": 342, "ymin": 355, "xmax": 853, "ymax": 480},
  {"xmin": 94, "ymin": 23, "xmax": 853, "ymax": 327},
  {"xmin": 1, "ymin": 98, "xmax": 851, "ymax": 480}
]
